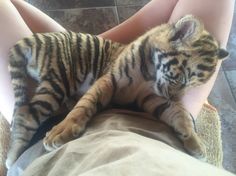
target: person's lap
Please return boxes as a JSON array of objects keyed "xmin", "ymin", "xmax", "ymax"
[
  {"xmin": 0, "ymin": 0, "xmax": 234, "ymax": 174},
  {"xmin": 0, "ymin": 0, "xmax": 234, "ymax": 123},
  {"xmin": 6, "ymin": 109, "xmax": 181, "ymax": 175},
  {"xmin": 7, "ymin": 109, "xmax": 235, "ymax": 176}
]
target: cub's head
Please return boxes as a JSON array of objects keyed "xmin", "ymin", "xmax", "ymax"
[{"xmin": 145, "ymin": 15, "xmax": 229, "ymax": 97}]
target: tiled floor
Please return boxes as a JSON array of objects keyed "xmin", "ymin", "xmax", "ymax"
[
  {"xmin": 209, "ymin": 2, "xmax": 236, "ymax": 173},
  {"xmin": 26, "ymin": 0, "xmax": 236, "ymax": 173}
]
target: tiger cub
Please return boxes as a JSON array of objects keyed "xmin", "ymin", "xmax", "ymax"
[{"xmin": 6, "ymin": 15, "xmax": 228, "ymax": 168}]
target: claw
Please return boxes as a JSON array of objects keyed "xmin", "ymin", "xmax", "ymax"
[{"xmin": 43, "ymin": 118, "xmax": 86, "ymax": 151}]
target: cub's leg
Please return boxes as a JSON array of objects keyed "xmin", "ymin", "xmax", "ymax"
[
  {"xmin": 6, "ymin": 105, "xmax": 37, "ymax": 169},
  {"xmin": 6, "ymin": 47, "xmax": 31, "ymax": 168},
  {"xmin": 161, "ymin": 102, "xmax": 206, "ymax": 159},
  {"xmin": 43, "ymin": 74, "xmax": 114, "ymax": 151},
  {"xmin": 140, "ymin": 94, "xmax": 205, "ymax": 159},
  {"xmin": 6, "ymin": 82, "xmax": 65, "ymax": 168}
]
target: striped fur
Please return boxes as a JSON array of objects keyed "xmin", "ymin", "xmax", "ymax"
[{"xmin": 6, "ymin": 15, "xmax": 228, "ymax": 168}]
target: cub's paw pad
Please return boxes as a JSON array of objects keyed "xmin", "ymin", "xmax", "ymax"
[{"xmin": 43, "ymin": 122, "xmax": 85, "ymax": 151}]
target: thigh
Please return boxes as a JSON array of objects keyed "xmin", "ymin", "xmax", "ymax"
[
  {"xmin": 168, "ymin": 0, "xmax": 234, "ymax": 118},
  {"xmin": 169, "ymin": 0, "xmax": 234, "ymax": 47},
  {"xmin": 0, "ymin": 0, "xmax": 32, "ymax": 122},
  {"xmin": 0, "ymin": 0, "xmax": 32, "ymax": 55},
  {"xmin": 0, "ymin": 0, "xmax": 66, "ymax": 123},
  {"xmin": 11, "ymin": 0, "xmax": 66, "ymax": 33}
]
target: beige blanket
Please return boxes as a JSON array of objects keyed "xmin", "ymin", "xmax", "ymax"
[{"xmin": 7, "ymin": 108, "xmax": 235, "ymax": 176}]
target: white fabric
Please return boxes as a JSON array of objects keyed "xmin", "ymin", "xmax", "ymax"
[
  {"xmin": 8, "ymin": 109, "xmax": 235, "ymax": 176},
  {"xmin": 22, "ymin": 130, "xmax": 234, "ymax": 176}
]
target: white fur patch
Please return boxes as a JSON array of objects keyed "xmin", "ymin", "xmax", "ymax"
[{"xmin": 79, "ymin": 72, "xmax": 93, "ymax": 94}]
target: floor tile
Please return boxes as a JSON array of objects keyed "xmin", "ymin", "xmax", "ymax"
[
  {"xmin": 46, "ymin": 8, "xmax": 118, "ymax": 34},
  {"xmin": 28, "ymin": 0, "xmax": 115, "ymax": 11},
  {"xmin": 117, "ymin": 6, "xmax": 142, "ymax": 23},
  {"xmin": 208, "ymin": 71, "xmax": 236, "ymax": 173},
  {"xmin": 225, "ymin": 70, "xmax": 236, "ymax": 98},
  {"xmin": 223, "ymin": 12, "xmax": 236, "ymax": 71},
  {"xmin": 74, "ymin": 0, "xmax": 115, "ymax": 7},
  {"xmin": 234, "ymin": 0, "xmax": 236, "ymax": 14},
  {"xmin": 116, "ymin": 0, "xmax": 150, "ymax": 6}
]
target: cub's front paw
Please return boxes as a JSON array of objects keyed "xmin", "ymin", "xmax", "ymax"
[
  {"xmin": 43, "ymin": 117, "xmax": 86, "ymax": 151},
  {"xmin": 173, "ymin": 111, "xmax": 206, "ymax": 160},
  {"xmin": 183, "ymin": 133, "xmax": 206, "ymax": 160}
]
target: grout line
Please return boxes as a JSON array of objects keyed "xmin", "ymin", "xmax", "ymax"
[
  {"xmin": 45, "ymin": 4, "xmax": 147, "ymax": 12},
  {"xmin": 115, "ymin": 6, "xmax": 120, "ymax": 24},
  {"xmin": 46, "ymin": 6, "xmax": 118, "ymax": 12},
  {"xmin": 116, "ymin": 4, "xmax": 148, "ymax": 7},
  {"xmin": 113, "ymin": 0, "xmax": 120, "ymax": 24}
]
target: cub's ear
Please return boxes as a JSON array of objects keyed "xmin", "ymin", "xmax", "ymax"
[
  {"xmin": 218, "ymin": 48, "xmax": 229, "ymax": 60},
  {"xmin": 170, "ymin": 15, "xmax": 203, "ymax": 44}
]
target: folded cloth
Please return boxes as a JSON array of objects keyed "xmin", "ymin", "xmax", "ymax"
[
  {"xmin": 7, "ymin": 108, "xmax": 234, "ymax": 176},
  {"xmin": 22, "ymin": 132, "xmax": 234, "ymax": 176}
]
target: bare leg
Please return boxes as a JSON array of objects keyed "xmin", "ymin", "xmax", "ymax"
[
  {"xmin": 11, "ymin": 0, "xmax": 66, "ymax": 33},
  {"xmin": 0, "ymin": 0, "xmax": 66, "ymax": 123},
  {"xmin": 0, "ymin": 0, "xmax": 32, "ymax": 123},
  {"xmin": 101, "ymin": 0, "xmax": 234, "ymax": 118},
  {"xmin": 169, "ymin": 0, "xmax": 234, "ymax": 118}
]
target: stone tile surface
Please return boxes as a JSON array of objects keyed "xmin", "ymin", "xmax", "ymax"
[
  {"xmin": 46, "ymin": 8, "xmax": 118, "ymax": 34},
  {"xmin": 225, "ymin": 70, "xmax": 236, "ymax": 98},
  {"xmin": 209, "ymin": 71, "xmax": 236, "ymax": 173},
  {"xmin": 207, "ymin": 3, "xmax": 236, "ymax": 173},
  {"xmin": 223, "ymin": 11, "xmax": 236, "ymax": 71},
  {"xmin": 28, "ymin": 0, "xmax": 115, "ymax": 10},
  {"xmin": 117, "ymin": 6, "xmax": 142, "ymax": 23},
  {"xmin": 116, "ymin": 0, "xmax": 150, "ymax": 6}
]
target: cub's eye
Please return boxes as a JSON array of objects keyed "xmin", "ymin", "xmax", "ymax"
[
  {"xmin": 174, "ymin": 75, "xmax": 186, "ymax": 85},
  {"xmin": 175, "ymin": 75, "xmax": 181, "ymax": 82},
  {"xmin": 169, "ymin": 79, "xmax": 178, "ymax": 85}
]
